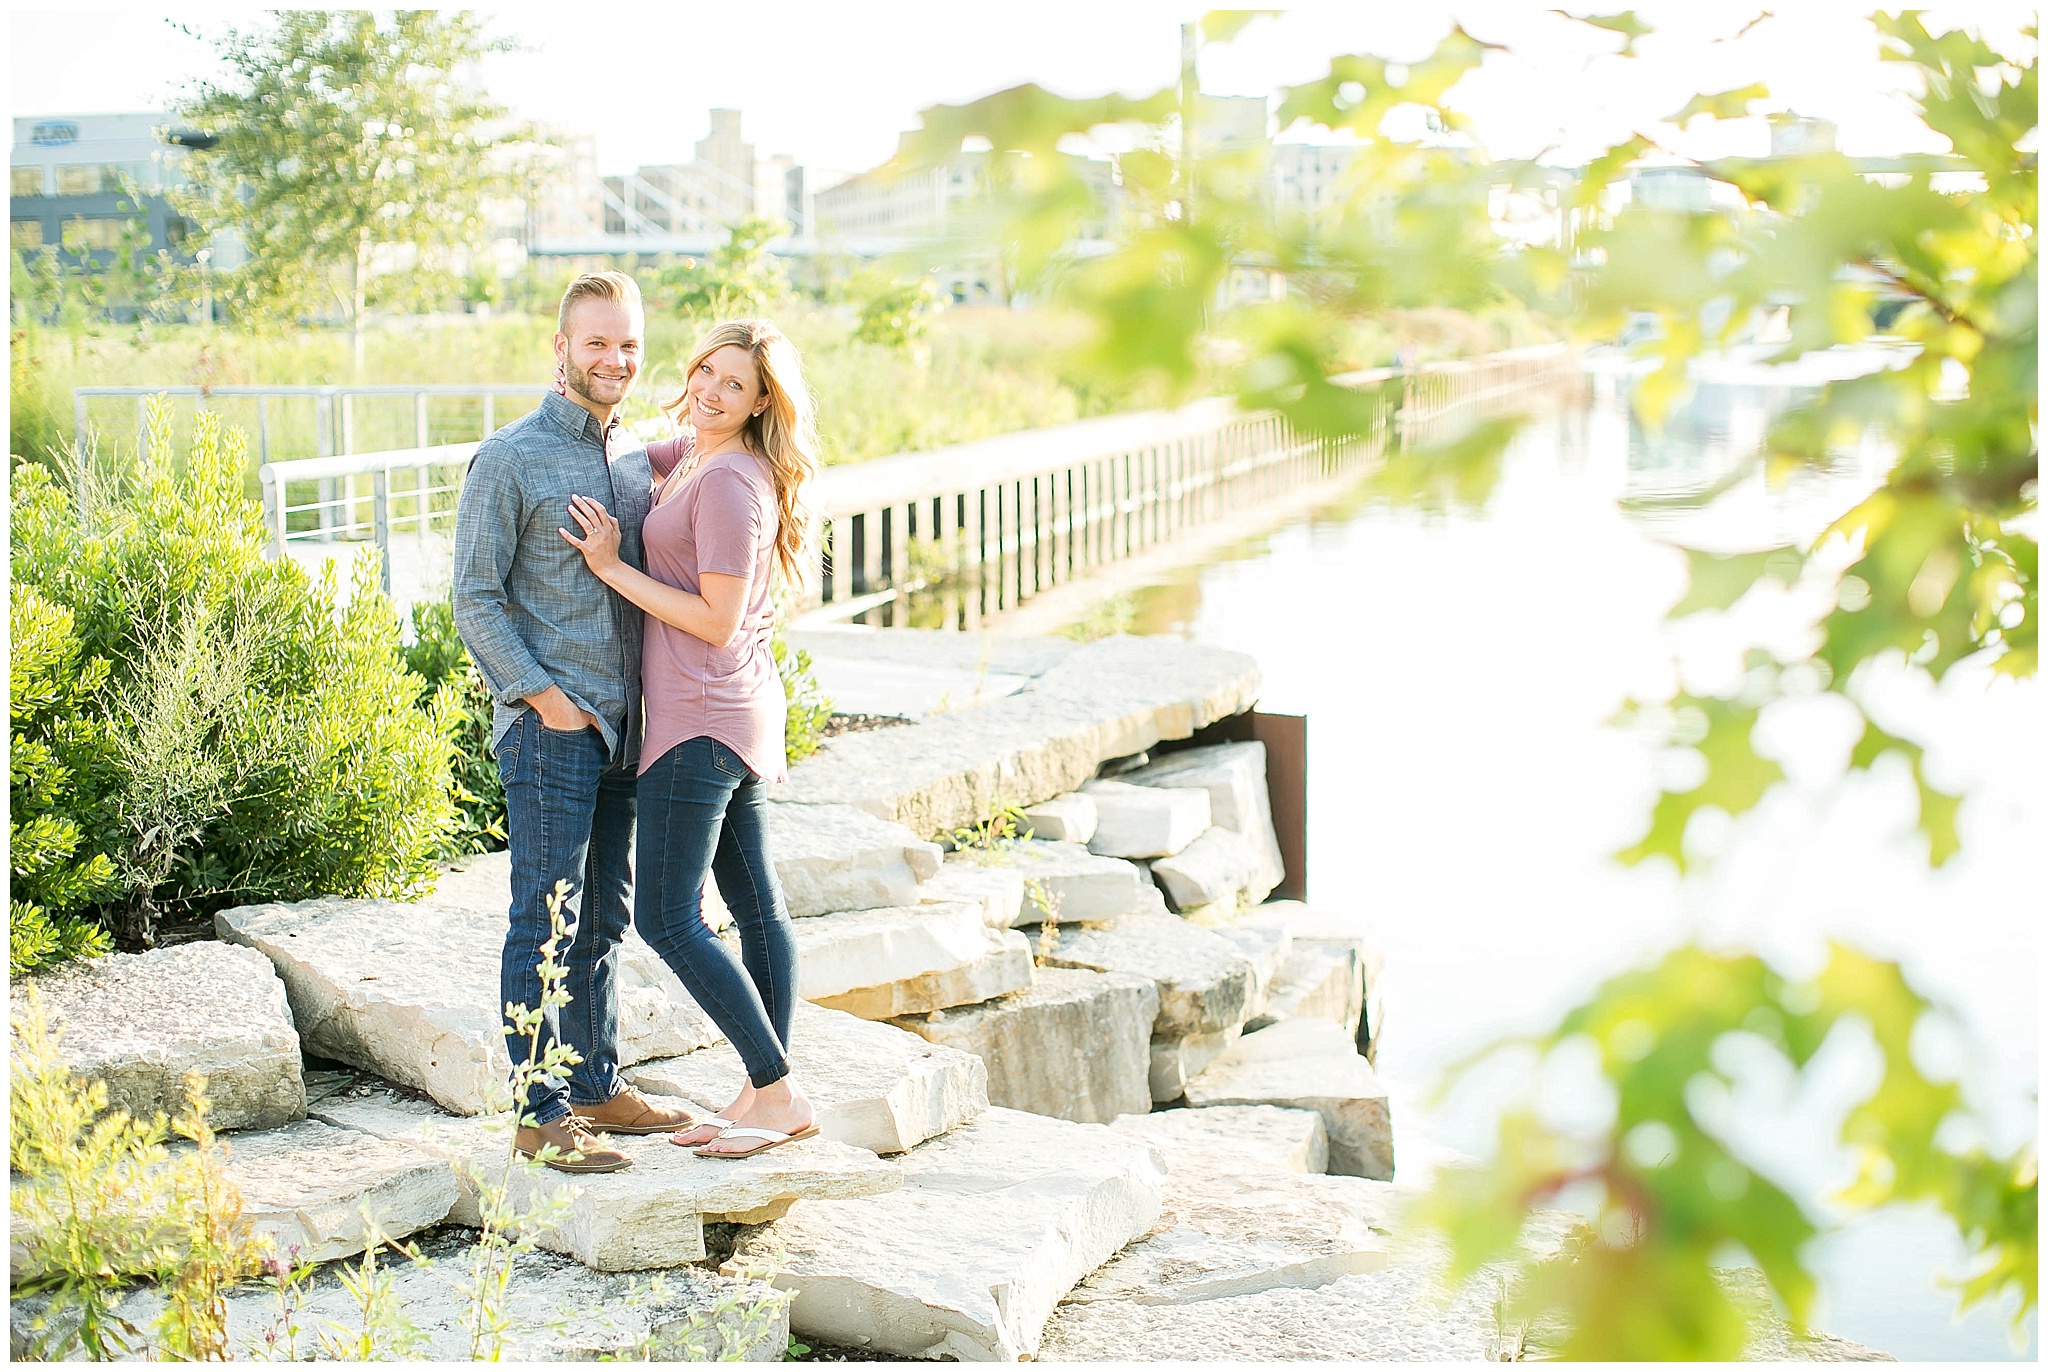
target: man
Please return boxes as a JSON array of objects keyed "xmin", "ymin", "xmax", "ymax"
[{"xmin": 453, "ymin": 271, "xmax": 694, "ymax": 1172}]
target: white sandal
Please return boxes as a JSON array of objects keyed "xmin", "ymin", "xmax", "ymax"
[
  {"xmin": 694, "ymin": 1124, "xmax": 821, "ymax": 1159},
  {"xmin": 668, "ymin": 1115, "xmax": 735, "ymax": 1148}
]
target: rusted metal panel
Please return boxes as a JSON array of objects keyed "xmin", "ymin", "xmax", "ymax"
[
  {"xmin": 1185, "ymin": 708, "xmax": 1308, "ymax": 902},
  {"xmin": 1249, "ymin": 711, "xmax": 1308, "ymax": 902}
]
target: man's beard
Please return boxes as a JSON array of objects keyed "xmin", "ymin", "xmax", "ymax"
[{"xmin": 566, "ymin": 357, "xmax": 630, "ymax": 407}]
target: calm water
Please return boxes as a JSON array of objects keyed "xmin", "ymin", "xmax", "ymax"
[{"xmin": 1031, "ymin": 366, "xmax": 2038, "ymax": 1360}]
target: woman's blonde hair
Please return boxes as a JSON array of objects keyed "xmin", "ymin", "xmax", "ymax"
[{"xmin": 660, "ymin": 319, "xmax": 819, "ymax": 584}]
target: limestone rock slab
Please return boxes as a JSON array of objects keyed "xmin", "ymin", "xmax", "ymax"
[
  {"xmin": 1254, "ymin": 944, "xmax": 1363, "ymax": 1037},
  {"xmin": 1150, "ymin": 825, "xmax": 1261, "ymax": 912},
  {"xmin": 434, "ymin": 844, "xmax": 741, "ymax": 929},
  {"xmin": 725, "ymin": 1106, "xmax": 1167, "ymax": 1362},
  {"xmin": 1005, "ymin": 840, "xmax": 1158, "ymax": 925},
  {"xmin": 766, "ymin": 803, "xmax": 943, "ymax": 916},
  {"xmin": 1021, "ymin": 792, "xmax": 1097, "ymax": 844},
  {"xmin": 1081, "ymin": 780, "xmax": 1210, "ymax": 860},
  {"xmin": 1110, "ymin": 1103, "xmax": 1329, "ymax": 1177},
  {"xmin": 8, "ymin": 1115, "xmax": 458, "ymax": 1286},
  {"xmin": 1183, "ymin": 1018, "xmax": 1393, "ymax": 1180},
  {"xmin": 626, "ymin": 1002, "xmax": 987, "ymax": 1155},
  {"xmin": 314, "ymin": 1084, "xmax": 899, "ymax": 1271},
  {"xmin": 916, "ymin": 859, "xmax": 1025, "ymax": 928},
  {"xmin": 792, "ymin": 901, "xmax": 990, "ymax": 1003},
  {"xmin": 893, "ymin": 967, "xmax": 1157, "ymax": 1124},
  {"xmin": 1044, "ymin": 915, "xmax": 1255, "ymax": 1039},
  {"xmin": 768, "ymin": 636, "xmax": 1261, "ymax": 840},
  {"xmin": 211, "ymin": 1118, "xmax": 460, "ymax": 1263},
  {"xmin": 433, "ymin": 809, "xmax": 941, "ymax": 923},
  {"xmin": 1148, "ymin": 1027, "xmax": 1241, "ymax": 1103},
  {"xmin": 1243, "ymin": 900, "xmax": 1385, "ymax": 1058},
  {"xmin": 14, "ymin": 1230, "xmax": 790, "ymax": 1362},
  {"xmin": 1205, "ymin": 920, "xmax": 1292, "ymax": 1024},
  {"xmin": 1126, "ymin": 741, "xmax": 1284, "ymax": 900},
  {"xmin": 815, "ymin": 927, "xmax": 1034, "ymax": 1020},
  {"xmin": 1038, "ymin": 1241, "xmax": 1502, "ymax": 1362},
  {"xmin": 11, "ymin": 942, "xmax": 304, "ymax": 1133},
  {"xmin": 216, "ymin": 897, "xmax": 716, "ymax": 1117},
  {"xmin": 1068, "ymin": 1169, "xmax": 1393, "ymax": 1306}
]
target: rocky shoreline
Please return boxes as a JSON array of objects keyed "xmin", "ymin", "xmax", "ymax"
[{"xmin": 9, "ymin": 631, "xmax": 1887, "ymax": 1361}]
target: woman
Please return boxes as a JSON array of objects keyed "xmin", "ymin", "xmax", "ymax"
[{"xmin": 559, "ymin": 318, "xmax": 819, "ymax": 1159}]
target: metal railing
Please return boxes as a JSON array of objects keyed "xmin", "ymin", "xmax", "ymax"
[
  {"xmin": 226, "ymin": 346, "xmax": 1573, "ymax": 604},
  {"xmin": 806, "ymin": 343, "xmax": 1575, "ymax": 625},
  {"xmin": 72, "ymin": 384, "xmax": 542, "ymax": 467}
]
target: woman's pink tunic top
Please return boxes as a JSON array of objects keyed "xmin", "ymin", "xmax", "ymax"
[{"xmin": 638, "ymin": 437, "xmax": 787, "ymax": 784}]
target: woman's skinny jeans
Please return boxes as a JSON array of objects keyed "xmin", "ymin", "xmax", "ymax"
[{"xmin": 636, "ymin": 735, "xmax": 796, "ymax": 1088}]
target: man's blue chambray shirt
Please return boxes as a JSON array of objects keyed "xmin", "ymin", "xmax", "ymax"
[{"xmin": 452, "ymin": 389, "xmax": 655, "ymax": 767}]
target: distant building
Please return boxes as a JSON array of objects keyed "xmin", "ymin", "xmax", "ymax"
[
  {"xmin": 1195, "ymin": 94, "xmax": 1270, "ymax": 154},
  {"xmin": 602, "ymin": 108, "xmax": 768, "ymax": 237},
  {"xmin": 1628, "ymin": 164, "xmax": 1717, "ymax": 213},
  {"xmin": 814, "ymin": 135, "xmax": 1117, "ymax": 243},
  {"xmin": 9, "ymin": 112, "xmax": 221, "ymax": 265},
  {"xmin": 1269, "ymin": 142, "xmax": 1359, "ymax": 220},
  {"xmin": 1769, "ymin": 113, "xmax": 1838, "ymax": 158}
]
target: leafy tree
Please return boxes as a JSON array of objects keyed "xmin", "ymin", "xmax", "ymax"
[
  {"xmin": 852, "ymin": 276, "xmax": 942, "ymax": 355},
  {"xmin": 655, "ymin": 215, "xmax": 792, "ymax": 322},
  {"xmin": 902, "ymin": 7, "xmax": 2036, "ymax": 1355},
  {"xmin": 170, "ymin": 11, "xmax": 515, "ymax": 368}
]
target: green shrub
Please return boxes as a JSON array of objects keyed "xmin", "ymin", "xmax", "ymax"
[
  {"xmin": 9, "ymin": 585, "xmax": 123, "ymax": 974},
  {"xmin": 8, "ymin": 400, "xmax": 455, "ymax": 951},
  {"xmin": 404, "ymin": 596, "xmax": 507, "ymax": 856},
  {"xmin": 775, "ymin": 628, "xmax": 832, "ymax": 766}
]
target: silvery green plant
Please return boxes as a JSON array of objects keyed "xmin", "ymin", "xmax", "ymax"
[{"xmin": 450, "ymin": 878, "xmax": 584, "ymax": 1359}]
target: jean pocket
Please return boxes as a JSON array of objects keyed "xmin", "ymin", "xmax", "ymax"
[{"xmin": 708, "ymin": 739, "xmax": 749, "ymax": 780}]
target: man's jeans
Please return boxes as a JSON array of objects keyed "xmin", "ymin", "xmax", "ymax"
[
  {"xmin": 496, "ymin": 711, "xmax": 634, "ymax": 1126},
  {"xmin": 637, "ymin": 736, "xmax": 797, "ymax": 1088}
]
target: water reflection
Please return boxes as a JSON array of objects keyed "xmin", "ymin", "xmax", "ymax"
[{"xmin": 1044, "ymin": 366, "xmax": 2036, "ymax": 1361}]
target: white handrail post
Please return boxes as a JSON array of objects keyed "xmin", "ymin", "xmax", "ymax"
[{"xmin": 372, "ymin": 465, "xmax": 393, "ymax": 596}]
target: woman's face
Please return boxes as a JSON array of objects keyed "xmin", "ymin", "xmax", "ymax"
[{"xmin": 685, "ymin": 344, "xmax": 766, "ymax": 437}]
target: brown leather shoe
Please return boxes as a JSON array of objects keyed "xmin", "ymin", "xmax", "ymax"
[
  {"xmin": 574, "ymin": 1084, "xmax": 700, "ymax": 1135},
  {"xmin": 513, "ymin": 1116, "xmax": 631, "ymax": 1173}
]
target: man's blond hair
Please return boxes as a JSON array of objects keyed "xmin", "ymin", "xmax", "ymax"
[{"xmin": 556, "ymin": 271, "xmax": 643, "ymax": 336}]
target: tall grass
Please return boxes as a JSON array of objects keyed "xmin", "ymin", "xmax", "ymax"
[
  {"xmin": 12, "ymin": 294, "xmax": 1538, "ymax": 481},
  {"xmin": 11, "ymin": 303, "xmax": 1175, "ymax": 478}
]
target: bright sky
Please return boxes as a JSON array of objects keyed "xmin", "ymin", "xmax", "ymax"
[{"xmin": 9, "ymin": 4, "xmax": 2036, "ymax": 176}]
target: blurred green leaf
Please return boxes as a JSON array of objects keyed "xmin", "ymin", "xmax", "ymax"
[
  {"xmin": 1669, "ymin": 547, "xmax": 1803, "ymax": 617},
  {"xmin": 1617, "ymin": 697, "xmax": 1784, "ymax": 873},
  {"xmin": 1199, "ymin": 10, "xmax": 1280, "ymax": 44},
  {"xmin": 1669, "ymin": 82, "xmax": 1771, "ymax": 126},
  {"xmin": 1427, "ymin": 942, "xmax": 2033, "ymax": 1357},
  {"xmin": 1555, "ymin": 9, "xmax": 1654, "ymax": 55}
]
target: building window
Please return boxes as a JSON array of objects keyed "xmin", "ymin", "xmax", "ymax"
[
  {"xmin": 51, "ymin": 164, "xmax": 131, "ymax": 195},
  {"xmin": 61, "ymin": 217, "xmax": 131, "ymax": 252},
  {"xmin": 11, "ymin": 220, "xmax": 45, "ymax": 250},
  {"xmin": 12, "ymin": 167, "xmax": 46, "ymax": 197}
]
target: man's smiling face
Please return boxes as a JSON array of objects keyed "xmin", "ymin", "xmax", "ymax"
[{"xmin": 556, "ymin": 298, "xmax": 644, "ymax": 413}]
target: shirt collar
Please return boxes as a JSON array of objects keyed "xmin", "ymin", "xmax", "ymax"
[{"xmin": 539, "ymin": 388, "xmax": 618, "ymax": 451}]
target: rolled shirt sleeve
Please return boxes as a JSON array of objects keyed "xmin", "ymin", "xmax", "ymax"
[{"xmin": 452, "ymin": 443, "xmax": 554, "ymax": 707}]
